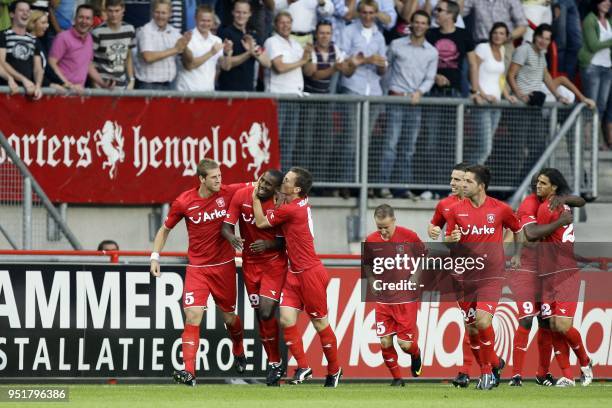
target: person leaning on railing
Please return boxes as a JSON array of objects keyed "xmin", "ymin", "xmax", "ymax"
[
  {"xmin": 469, "ymin": 22, "xmax": 518, "ymax": 166},
  {"xmin": 578, "ymin": 0, "xmax": 612, "ymax": 149}
]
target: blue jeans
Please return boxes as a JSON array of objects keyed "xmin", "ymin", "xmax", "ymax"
[
  {"xmin": 380, "ymin": 104, "xmax": 421, "ymax": 184},
  {"xmin": 553, "ymin": 0, "xmax": 582, "ymax": 80},
  {"xmin": 581, "ymin": 65, "xmax": 612, "ymax": 123},
  {"xmin": 468, "ymin": 108, "xmax": 501, "ymax": 165}
]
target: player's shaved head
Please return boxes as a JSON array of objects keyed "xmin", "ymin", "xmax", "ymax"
[
  {"xmin": 197, "ymin": 158, "xmax": 219, "ymax": 178},
  {"xmin": 265, "ymin": 169, "xmax": 284, "ymax": 187},
  {"xmin": 374, "ymin": 204, "xmax": 395, "ymax": 219}
]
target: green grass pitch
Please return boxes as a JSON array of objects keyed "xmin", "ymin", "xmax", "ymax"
[{"xmin": 2, "ymin": 383, "xmax": 611, "ymax": 408}]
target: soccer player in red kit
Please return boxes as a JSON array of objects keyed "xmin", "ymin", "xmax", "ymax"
[
  {"xmin": 427, "ymin": 162, "xmax": 477, "ymax": 388},
  {"xmin": 445, "ymin": 165, "xmax": 520, "ymax": 390},
  {"xmin": 511, "ymin": 176, "xmax": 585, "ymax": 387},
  {"xmin": 222, "ymin": 169, "xmax": 288, "ymax": 386},
  {"xmin": 149, "ymin": 159, "xmax": 249, "ymax": 386},
  {"xmin": 252, "ymin": 167, "xmax": 342, "ymax": 387},
  {"xmin": 365, "ymin": 204, "xmax": 424, "ymax": 386},
  {"xmin": 524, "ymin": 168, "xmax": 593, "ymax": 387}
]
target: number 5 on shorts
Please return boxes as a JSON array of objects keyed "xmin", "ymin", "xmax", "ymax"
[
  {"xmin": 376, "ymin": 322, "xmax": 386, "ymax": 335},
  {"xmin": 185, "ymin": 292, "xmax": 194, "ymax": 306}
]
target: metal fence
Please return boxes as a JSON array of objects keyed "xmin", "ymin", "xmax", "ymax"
[{"xmin": 0, "ymin": 88, "xmax": 599, "ymax": 246}]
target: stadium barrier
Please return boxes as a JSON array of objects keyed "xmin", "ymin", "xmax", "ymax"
[
  {"xmin": 0, "ymin": 88, "xmax": 599, "ymax": 248},
  {"xmin": 1, "ymin": 252, "xmax": 610, "ymax": 381}
]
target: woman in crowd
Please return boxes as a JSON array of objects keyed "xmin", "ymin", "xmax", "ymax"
[
  {"xmin": 578, "ymin": 0, "xmax": 612, "ymax": 149},
  {"xmin": 470, "ymin": 22, "xmax": 517, "ymax": 165},
  {"xmin": 27, "ymin": 9, "xmax": 65, "ymax": 90}
]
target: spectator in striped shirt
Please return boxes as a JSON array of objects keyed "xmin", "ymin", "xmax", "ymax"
[
  {"xmin": 0, "ymin": 0, "xmax": 44, "ymax": 99},
  {"xmin": 92, "ymin": 0, "xmax": 136, "ymax": 89}
]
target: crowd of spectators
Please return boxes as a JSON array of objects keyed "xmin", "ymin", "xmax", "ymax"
[{"xmin": 0, "ymin": 0, "xmax": 609, "ymax": 196}]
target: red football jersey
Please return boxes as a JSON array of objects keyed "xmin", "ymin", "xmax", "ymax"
[
  {"xmin": 430, "ymin": 194, "xmax": 463, "ymax": 228},
  {"xmin": 165, "ymin": 183, "xmax": 246, "ymax": 266},
  {"xmin": 266, "ymin": 196, "xmax": 321, "ymax": 272},
  {"xmin": 536, "ymin": 198, "xmax": 577, "ymax": 273},
  {"xmin": 446, "ymin": 196, "xmax": 520, "ymax": 274},
  {"xmin": 517, "ymin": 193, "xmax": 540, "ymax": 271},
  {"xmin": 225, "ymin": 185, "xmax": 286, "ymax": 264}
]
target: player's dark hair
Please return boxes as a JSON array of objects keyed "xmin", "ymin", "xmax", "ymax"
[
  {"xmin": 538, "ymin": 168, "xmax": 571, "ymax": 196},
  {"xmin": 453, "ymin": 162, "xmax": 469, "ymax": 172},
  {"xmin": 465, "ymin": 164, "xmax": 491, "ymax": 191},
  {"xmin": 488, "ymin": 22, "xmax": 509, "ymax": 42},
  {"xmin": 8, "ymin": 0, "xmax": 30, "ymax": 14},
  {"xmin": 289, "ymin": 167, "xmax": 312, "ymax": 197},
  {"xmin": 533, "ymin": 23, "xmax": 553, "ymax": 39},
  {"xmin": 411, "ymin": 9, "xmax": 431, "ymax": 25},
  {"xmin": 374, "ymin": 204, "xmax": 394, "ymax": 219},
  {"xmin": 264, "ymin": 169, "xmax": 284, "ymax": 188},
  {"xmin": 97, "ymin": 240, "xmax": 119, "ymax": 251},
  {"xmin": 197, "ymin": 158, "xmax": 219, "ymax": 178}
]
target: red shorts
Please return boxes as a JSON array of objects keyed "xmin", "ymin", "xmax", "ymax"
[
  {"xmin": 509, "ymin": 269, "xmax": 540, "ymax": 319},
  {"xmin": 375, "ymin": 302, "xmax": 419, "ymax": 342},
  {"xmin": 541, "ymin": 269, "xmax": 580, "ymax": 319},
  {"xmin": 280, "ymin": 264, "xmax": 330, "ymax": 319},
  {"xmin": 183, "ymin": 262, "xmax": 237, "ymax": 312},
  {"xmin": 459, "ymin": 279, "xmax": 502, "ymax": 324},
  {"xmin": 243, "ymin": 255, "xmax": 288, "ymax": 308}
]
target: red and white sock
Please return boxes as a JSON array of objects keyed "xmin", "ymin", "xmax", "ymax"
[
  {"xmin": 468, "ymin": 332, "xmax": 483, "ymax": 368},
  {"xmin": 564, "ymin": 327, "xmax": 590, "ymax": 367},
  {"xmin": 536, "ymin": 327, "xmax": 553, "ymax": 377},
  {"xmin": 226, "ymin": 315, "xmax": 244, "ymax": 356},
  {"xmin": 478, "ymin": 325, "xmax": 497, "ymax": 374},
  {"xmin": 512, "ymin": 326, "xmax": 530, "ymax": 376},
  {"xmin": 552, "ymin": 331, "xmax": 573, "ymax": 379},
  {"xmin": 181, "ymin": 324, "xmax": 200, "ymax": 375},
  {"xmin": 283, "ymin": 324, "xmax": 309, "ymax": 369},
  {"xmin": 381, "ymin": 345, "xmax": 402, "ymax": 379},
  {"xmin": 461, "ymin": 332, "xmax": 474, "ymax": 375},
  {"xmin": 259, "ymin": 317, "xmax": 281, "ymax": 364},
  {"xmin": 318, "ymin": 325, "xmax": 340, "ymax": 375}
]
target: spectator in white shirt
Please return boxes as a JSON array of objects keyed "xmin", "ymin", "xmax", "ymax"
[
  {"xmin": 177, "ymin": 5, "xmax": 231, "ymax": 91},
  {"xmin": 263, "ymin": 10, "xmax": 312, "ymax": 170}
]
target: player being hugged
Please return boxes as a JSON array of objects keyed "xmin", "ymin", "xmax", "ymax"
[
  {"xmin": 222, "ymin": 169, "xmax": 288, "ymax": 386},
  {"xmin": 510, "ymin": 175, "xmax": 585, "ymax": 387},
  {"xmin": 150, "ymin": 159, "xmax": 250, "ymax": 386},
  {"xmin": 365, "ymin": 204, "xmax": 425, "ymax": 386},
  {"xmin": 524, "ymin": 168, "xmax": 593, "ymax": 387},
  {"xmin": 445, "ymin": 165, "xmax": 520, "ymax": 390},
  {"xmin": 252, "ymin": 167, "xmax": 343, "ymax": 387}
]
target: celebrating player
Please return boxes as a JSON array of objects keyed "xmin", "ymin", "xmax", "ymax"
[
  {"xmin": 365, "ymin": 204, "xmax": 424, "ymax": 386},
  {"xmin": 524, "ymin": 168, "xmax": 593, "ymax": 387},
  {"xmin": 222, "ymin": 169, "xmax": 287, "ymax": 386},
  {"xmin": 510, "ymin": 175, "xmax": 585, "ymax": 386},
  {"xmin": 150, "ymin": 159, "xmax": 248, "ymax": 386},
  {"xmin": 428, "ymin": 162, "xmax": 479, "ymax": 388},
  {"xmin": 252, "ymin": 167, "xmax": 343, "ymax": 387},
  {"xmin": 445, "ymin": 165, "xmax": 520, "ymax": 390}
]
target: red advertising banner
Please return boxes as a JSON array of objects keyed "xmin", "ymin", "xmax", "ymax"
[
  {"xmin": 296, "ymin": 268, "xmax": 612, "ymax": 379},
  {"xmin": 0, "ymin": 95, "xmax": 279, "ymax": 204}
]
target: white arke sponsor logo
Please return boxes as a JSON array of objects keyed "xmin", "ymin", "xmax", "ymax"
[
  {"xmin": 459, "ymin": 224, "xmax": 496, "ymax": 235},
  {"xmin": 189, "ymin": 209, "xmax": 227, "ymax": 224}
]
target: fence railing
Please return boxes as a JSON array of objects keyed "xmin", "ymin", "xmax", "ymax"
[{"xmin": 0, "ymin": 88, "xmax": 598, "ymax": 247}]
